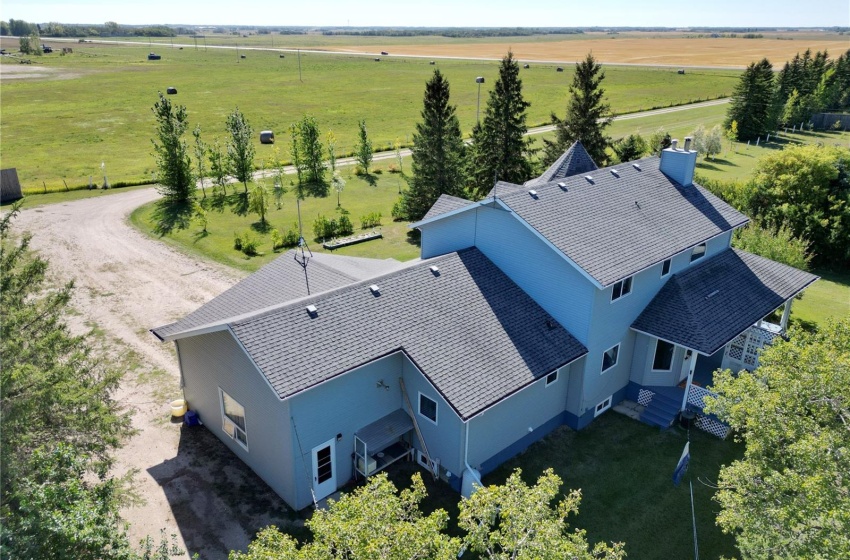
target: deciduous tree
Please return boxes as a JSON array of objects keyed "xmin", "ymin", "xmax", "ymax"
[
  {"xmin": 705, "ymin": 320, "xmax": 850, "ymax": 559},
  {"xmin": 467, "ymin": 51, "xmax": 533, "ymax": 198},
  {"xmin": 458, "ymin": 468, "xmax": 625, "ymax": 560},
  {"xmin": 295, "ymin": 115, "xmax": 327, "ymax": 197},
  {"xmin": 401, "ymin": 69, "xmax": 467, "ymax": 221},
  {"xmin": 151, "ymin": 93, "xmax": 194, "ymax": 204},
  {"xmin": 355, "ymin": 119, "xmax": 373, "ymax": 175},
  {"xmin": 544, "ymin": 52, "xmax": 612, "ymax": 167},
  {"xmin": 225, "ymin": 107, "xmax": 255, "ymax": 193}
]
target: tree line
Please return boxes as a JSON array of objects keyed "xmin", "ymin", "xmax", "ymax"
[
  {"xmin": 725, "ymin": 48, "xmax": 850, "ymax": 141},
  {"xmin": 1, "ymin": 19, "xmax": 178, "ymax": 38}
]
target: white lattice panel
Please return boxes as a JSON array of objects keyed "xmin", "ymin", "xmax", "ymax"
[
  {"xmin": 695, "ymin": 414, "xmax": 730, "ymax": 439},
  {"xmin": 687, "ymin": 385, "xmax": 715, "ymax": 409},
  {"xmin": 637, "ymin": 389, "xmax": 655, "ymax": 406}
]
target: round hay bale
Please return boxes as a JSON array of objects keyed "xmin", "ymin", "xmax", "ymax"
[
  {"xmin": 166, "ymin": 86, "xmax": 177, "ymax": 95},
  {"xmin": 260, "ymin": 130, "xmax": 275, "ymax": 144}
]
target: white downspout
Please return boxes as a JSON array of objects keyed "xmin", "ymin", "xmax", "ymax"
[{"xmin": 463, "ymin": 421, "xmax": 482, "ymax": 489}]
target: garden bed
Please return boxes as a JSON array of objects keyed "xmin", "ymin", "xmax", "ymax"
[{"xmin": 323, "ymin": 231, "xmax": 382, "ymax": 250}]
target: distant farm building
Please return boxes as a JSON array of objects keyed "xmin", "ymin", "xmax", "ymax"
[
  {"xmin": 0, "ymin": 169, "xmax": 23, "ymax": 203},
  {"xmin": 260, "ymin": 131, "xmax": 275, "ymax": 144}
]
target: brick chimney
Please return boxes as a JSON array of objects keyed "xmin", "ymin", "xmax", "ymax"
[{"xmin": 660, "ymin": 136, "xmax": 697, "ymax": 187}]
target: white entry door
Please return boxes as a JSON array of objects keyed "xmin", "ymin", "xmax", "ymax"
[{"xmin": 311, "ymin": 438, "xmax": 336, "ymax": 501}]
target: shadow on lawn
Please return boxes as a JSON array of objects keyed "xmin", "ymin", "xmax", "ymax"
[{"xmin": 152, "ymin": 200, "xmax": 193, "ymax": 236}]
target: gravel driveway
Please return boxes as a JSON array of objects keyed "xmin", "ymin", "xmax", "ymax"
[{"xmin": 16, "ymin": 189, "xmax": 295, "ymax": 557}]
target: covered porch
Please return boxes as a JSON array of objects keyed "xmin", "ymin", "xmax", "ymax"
[{"xmin": 629, "ymin": 249, "xmax": 818, "ymax": 435}]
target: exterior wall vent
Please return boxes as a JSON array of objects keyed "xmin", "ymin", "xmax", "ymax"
[
  {"xmin": 305, "ymin": 304, "xmax": 318, "ymax": 316},
  {"xmin": 632, "ymin": 163, "xmax": 641, "ymax": 171},
  {"xmin": 369, "ymin": 284, "xmax": 381, "ymax": 295}
]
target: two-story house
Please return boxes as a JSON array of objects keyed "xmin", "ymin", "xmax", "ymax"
[{"xmin": 153, "ymin": 139, "xmax": 817, "ymax": 511}]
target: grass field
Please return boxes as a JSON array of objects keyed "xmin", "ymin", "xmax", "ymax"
[
  {"xmin": 2, "ymin": 37, "xmax": 739, "ymax": 191},
  {"xmin": 78, "ymin": 30, "xmax": 847, "ymax": 67}
]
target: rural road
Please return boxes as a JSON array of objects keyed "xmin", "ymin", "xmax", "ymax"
[{"xmin": 10, "ymin": 94, "xmax": 726, "ymax": 557}]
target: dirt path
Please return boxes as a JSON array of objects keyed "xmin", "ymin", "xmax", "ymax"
[{"xmin": 14, "ymin": 189, "xmax": 284, "ymax": 557}]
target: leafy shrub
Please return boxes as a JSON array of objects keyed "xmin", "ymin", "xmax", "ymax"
[
  {"xmin": 313, "ymin": 215, "xmax": 338, "ymax": 239},
  {"xmin": 732, "ymin": 222, "xmax": 812, "ymax": 270},
  {"xmin": 238, "ymin": 231, "xmax": 260, "ymax": 256},
  {"xmin": 353, "ymin": 165, "xmax": 367, "ymax": 176},
  {"xmin": 233, "ymin": 233, "xmax": 243, "ymax": 250},
  {"xmin": 387, "ymin": 164, "xmax": 401, "ymax": 174},
  {"xmin": 373, "ymin": 168, "xmax": 383, "ymax": 175},
  {"xmin": 270, "ymin": 229, "xmax": 283, "ymax": 251},
  {"xmin": 337, "ymin": 215, "xmax": 354, "ymax": 236},
  {"xmin": 391, "ymin": 198, "xmax": 407, "ymax": 221},
  {"xmin": 360, "ymin": 212, "xmax": 382, "ymax": 229},
  {"xmin": 282, "ymin": 223, "xmax": 300, "ymax": 247}
]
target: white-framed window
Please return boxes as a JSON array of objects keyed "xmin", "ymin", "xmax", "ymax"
[
  {"xmin": 595, "ymin": 396, "xmax": 612, "ymax": 417},
  {"xmin": 661, "ymin": 258, "xmax": 672, "ymax": 277},
  {"xmin": 545, "ymin": 370, "xmax": 559, "ymax": 386},
  {"xmin": 418, "ymin": 392, "xmax": 438, "ymax": 425},
  {"xmin": 691, "ymin": 243, "xmax": 706, "ymax": 262},
  {"xmin": 611, "ymin": 276, "xmax": 633, "ymax": 302},
  {"xmin": 601, "ymin": 344, "xmax": 619, "ymax": 373},
  {"xmin": 417, "ymin": 449, "xmax": 435, "ymax": 471},
  {"xmin": 652, "ymin": 339, "xmax": 675, "ymax": 371},
  {"xmin": 219, "ymin": 388, "xmax": 248, "ymax": 450}
]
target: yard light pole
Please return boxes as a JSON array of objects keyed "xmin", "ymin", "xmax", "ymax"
[{"xmin": 475, "ymin": 77, "xmax": 485, "ymax": 125}]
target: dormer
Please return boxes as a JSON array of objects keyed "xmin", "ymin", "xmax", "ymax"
[{"xmin": 659, "ymin": 137, "xmax": 698, "ymax": 187}]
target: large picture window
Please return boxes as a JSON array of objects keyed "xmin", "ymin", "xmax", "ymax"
[
  {"xmin": 220, "ymin": 389, "xmax": 248, "ymax": 449},
  {"xmin": 652, "ymin": 339, "xmax": 675, "ymax": 371},
  {"xmin": 601, "ymin": 344, "xmax": 620, "ymax": 373},
  {"xmin": 418, "ymin": 393, "xmax": 438, "ymax": 425}
]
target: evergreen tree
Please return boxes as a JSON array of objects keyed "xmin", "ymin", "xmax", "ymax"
[
  {"xmin": 150, "ymin": 92, "xmax": 194, "ymax": 204},
  {"xmin": 543, "ymin": 52, "xmax": 612, "ymax": 167},
  {"xmin": 611, "ymin": 133, "xmax": 647, "ymax": 163},
  {"xmin": 401, "ymin": 70, "xmax": 467, "ymax": 221},
  {"xmin": 467, "ymin": 51, "xmax": 533, "ymax": 198},
  {"xmin": 725, "ymin": 58, "xmax": 775, "ymax": 140},
  {"xmin": 225, "ymin": 107, "xmax": 255, "ymax": 193}
]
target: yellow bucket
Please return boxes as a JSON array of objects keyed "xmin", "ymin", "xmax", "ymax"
[{"xmin": 170, "ymin": 399, "xmax": 188, "ymax": 417}]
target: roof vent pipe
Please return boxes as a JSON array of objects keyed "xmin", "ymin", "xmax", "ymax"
[
  {"xmin": 683, "ymin": 137, "xmax": 692, "ymax": 151},
  {"xmin": 671, "ymin": 139, "xmax": 679, "ymax": 150}
]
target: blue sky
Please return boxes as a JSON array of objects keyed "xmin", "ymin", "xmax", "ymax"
[{"xmin": 2, "ymin": 0, "xmax": 848, "ymax": 28}]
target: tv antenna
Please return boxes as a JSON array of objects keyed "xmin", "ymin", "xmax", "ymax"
[{"xmin": 294, "ymin": 196, "xmax": 313, "ymax": 295}]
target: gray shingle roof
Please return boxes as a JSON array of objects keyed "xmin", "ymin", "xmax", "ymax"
[
  {"xmin": 230, "ymin": 248, "xmax": 587, "ymax": 420},
  {"xmin": 422, "ymin": 194, "xmax": 473, "ymax": 220},
  {"xmin": 632, "ymin": 249, "xmax": 818, "ymax": 355},
  {"xmin": 499, "ymin": 156, "xmax": 750, "ymax": 286},
  {"xmin": 525, "ymin": 141, "xmax": 598, "ymax": 188},
  {"xmin": 152, "ymin": 250, "xmax": 404, "ymax": 340}
]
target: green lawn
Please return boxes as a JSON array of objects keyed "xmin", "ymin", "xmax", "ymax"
[
  {"xmin": 385, "ymin": 412, "xmax": 742, "ymax": 560},
  {"xmin": 793, "ymin": 269, "xmax": 850, "ymax": 328},
  {"xmin": 130, "ymin": 164, "xmax": 420, "ymax": 272},
  {"xmin": 1, "ymin": 41, "xmax": 738, "ymax": 191}
]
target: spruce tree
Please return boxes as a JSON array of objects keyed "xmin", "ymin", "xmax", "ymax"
[
  {"xmin": 725, "ymin": 58, "xmax": 775, "ymax": 140},
  {"xmin": 401, "ymin": 70, "xmax": 467, "ymax": 221},
  {"xmin": 467, "ymin": 51, "xmax": 532, "ymax": 199},
  {"xmin": 543, "ymin": 52, "xmax": 612, "ymax": 167}
]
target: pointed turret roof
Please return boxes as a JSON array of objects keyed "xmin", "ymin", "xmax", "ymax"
[{"xmin": 525, "ymin": 141, "xmax": 598, "ymax": 187}]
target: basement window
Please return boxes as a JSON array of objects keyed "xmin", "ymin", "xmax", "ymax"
[
  {"xmin": 691, "ymin": 243, "xmax": 706, "ymax": 262},
  {"xmin": 594, "ymin": 396, "xmax": 612, "ymax": 417},
  {"xmin": 601, "ymin": 344, "xmax": 620, "ymax": 373},
  {"xmin": 611, "ymin": 276, "xmax": 633, "ymax": 302},
  {"xmin": 418, "ymin": 393, "xmax": 438, "ymax": 425},
  {"xmin": 220, "ymin": 389, "xmax": 248, "ymax": 450}
]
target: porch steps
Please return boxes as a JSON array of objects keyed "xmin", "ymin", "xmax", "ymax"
[{"xmin": 639, "ymin": 390, "xmax": 680, "ymax": 429}]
